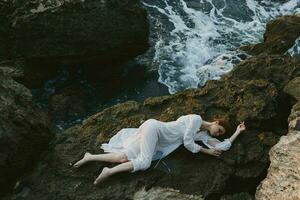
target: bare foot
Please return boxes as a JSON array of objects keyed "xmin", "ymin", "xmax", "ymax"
[
  {"xmin": 73, "ymin": 152, "xmax": 91, "ymax": 168},
  {"xmin": 94, "ymin": 167, "xmax": 110, "ymax": 185}
]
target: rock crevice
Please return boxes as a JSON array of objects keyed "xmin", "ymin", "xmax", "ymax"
[{"xmin": 255, "ymin": 77, "xmax": 300, "ymax": 200}]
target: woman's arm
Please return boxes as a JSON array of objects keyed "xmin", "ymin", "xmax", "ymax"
[
  {"xmin": 229, "ymin": 122, "xmax": 246, "ymax": 143},
  {"xmin": 206, "ymin": 138, "xmax": 232, "ymax": 151},
  {"xmin": 196, "ymin": 122, "xmax": 246, "ymax": 152},
  {"xmin": 211, "ymin": 122, "xmax": 246, "ymax": 151},
  {"xmin": 199, "ymin": 147, "xmax": 222, "ymax": 157},
  {"xmin": 228, "ymin": 130, "xmax": 242, "ymax": 144},
  {"xmin": 183, "ymin": 115, "xmax": 222, "ymax": 156},
  {"xmin": 183, "ymin": 114, "xmax": 203, "ymax": 153}
]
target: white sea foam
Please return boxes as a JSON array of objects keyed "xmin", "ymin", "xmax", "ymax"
[
  {"xmin": 142, "ymin": 0, "xmax": 300, "ymax": 94},
  {"xmin": 287, "ymin": 37, "xmax": 300, "ymax": 57}
]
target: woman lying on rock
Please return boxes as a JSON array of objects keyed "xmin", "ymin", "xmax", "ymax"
[{"xmin": 73, "ymin": 114, "xmax": 246, "ymax": 185}]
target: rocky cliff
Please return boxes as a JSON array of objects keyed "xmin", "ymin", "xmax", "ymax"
[
  {"xmin": 1, "ymin": 8, "xmax": 300, "ymax": 200},
  {"xmin": 4, "ymin": 52, "xmax": 300, "ymax": 200}
]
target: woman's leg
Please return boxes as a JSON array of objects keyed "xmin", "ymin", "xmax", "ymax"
[
  {"xmin": 73, "ymin": 152, "xmax": 128, "ymax": 168},
  {"xmin": 129, "ymin": 119, "xmax": 160, "ymax": 172},
  {"xmin": 94, "ymin": 120, "xmax": 160, "ymax": 184},
  {"xmin": 94, "ymin": 161, "xmax": 134, "ymax": 185}
]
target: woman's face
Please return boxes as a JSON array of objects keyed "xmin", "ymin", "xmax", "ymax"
[{"xmin": 209, "ymin": 123, "xmax": 225, "ymax": 136}]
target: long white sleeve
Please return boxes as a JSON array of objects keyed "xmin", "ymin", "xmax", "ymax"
[
  {"xmin": 182, "ymin": 114, "xmax": 203, "ymax": 153},
  {"xmin": 195, "ymin": 131, "xmax": 231, "ymax": 151},
  {"xmin": 214, "ymin": 139, "xmax": 231, "ymax": 151}
]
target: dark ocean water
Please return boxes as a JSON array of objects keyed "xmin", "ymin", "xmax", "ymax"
[{"xmin": 140, "ymin": 0, "xmax": 300, "ymax": 94}]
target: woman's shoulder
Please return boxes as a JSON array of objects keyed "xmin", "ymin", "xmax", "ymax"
[
  {"xmin": 187, "ymin": 113, "xmax": 202, "ymax": 120},
  {"xmin": 181, "ymin": 113, "xmax": 201, "ymax": 118},
  {"xmin": 177, "ymin": 113, "xmax": 202, "ymax": 122},
  {"xmin": 194, "ymin": 130, "xmax": 212, "ymax": 142}
]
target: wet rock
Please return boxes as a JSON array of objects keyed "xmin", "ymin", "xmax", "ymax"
[
  {"xmin": 0, "ymin": 63, "xmax": 54, "ymax": 196},
  {"xmin": 18, "ymin": 63, "xmax": 62, "ymax": 89},
  {"xmin": 241, "ymin": 15, "xmax": 300, "ymax": 55},
  {"xmin": 49, "ymin": 84, "xmax": 91, "ymax": 125}
]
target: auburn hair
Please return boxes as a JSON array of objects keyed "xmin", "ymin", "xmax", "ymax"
[{"xmin": 208, "ymin": 117, "xmax": 229, "ymax": 134}]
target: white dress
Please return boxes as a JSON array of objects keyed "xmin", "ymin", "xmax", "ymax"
[{"xmin": 100, "ymin": 114, "xmax": 232, "ymax": 173}]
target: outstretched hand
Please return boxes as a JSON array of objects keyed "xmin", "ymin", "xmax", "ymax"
[
  {"xmin": 236, "ymin": 121, "xmax": 246, "ymax": 132},
  {"xmin": 203, "ymin": 148, "xmax": 222, "ymax": 157}
]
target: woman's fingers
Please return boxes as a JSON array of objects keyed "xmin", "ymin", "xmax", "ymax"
[
  {"xmin": 213, "ymin": 149, "xmax": 222, "ymax": 156},
  {"xmin": 237, "ymin": 122, "xmax": 246, "ymax": 130}
]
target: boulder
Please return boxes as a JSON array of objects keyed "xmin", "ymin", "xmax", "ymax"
[
  {"xmin": 241, "ymin": 15, "xmax": 300, "ymax": 55},
  {"xmin": 0, "ymin": 0, "xmax": 150, "ymax": 88},
  {"xmin": 0, "ymin": 62, "xmax": 54, "ymax": 196},
  {"xmin": 1, "ymin": 0, "xmax": 149, "ymax": 63},
  {"xmin": 49, "ymin": 83, "xmax": 92, "ymax": 125},
  {"xmin": 255, "ymin": 133, "xmax": 300, "ymax": 200}
]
